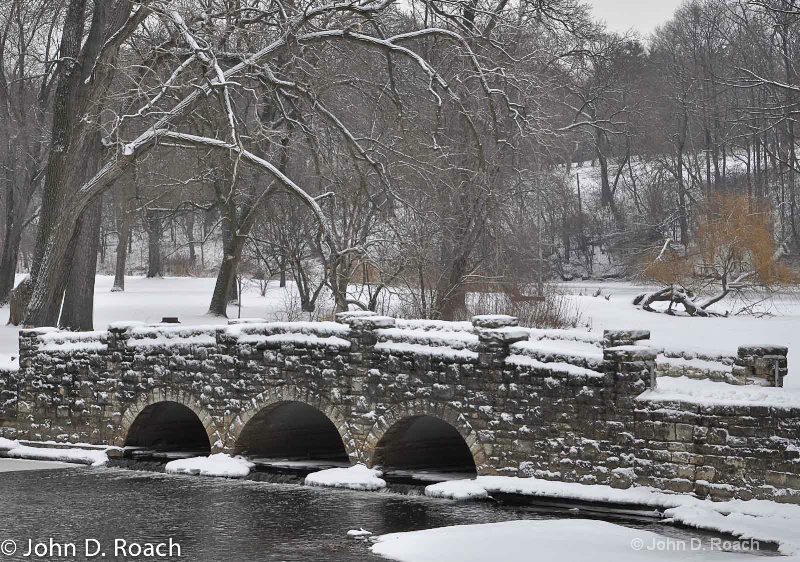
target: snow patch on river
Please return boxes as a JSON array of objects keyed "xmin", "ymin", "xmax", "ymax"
[
  {"xmin": 305, "ymin": 464, "xmax": 387, "ymax": 491},
  {"xmin": 164, "ymin": 454, "xmax": 254, "ymax": 478},
  {"xmin": 1, "ymin": 441, "xmax": 108, "ymax": 466}
]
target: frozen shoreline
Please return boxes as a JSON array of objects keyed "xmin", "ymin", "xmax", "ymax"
[
  {"xmin": 1, "ymin": 437, "xmax": 797, "ymax": 559},
  {"xmin": 370, "ymin": 519, "xmax": 781, "ymax": 562},
  {"xmin": 0, "ymin": 437, "xmax": 110, "ymax": 466},
  {"xmin": 424, "ymin": 476, "xmax": 800, "ymax": 556},
  {"xmin": 0, "ymin": 458, "xmax": 76, "ymax": 472}
]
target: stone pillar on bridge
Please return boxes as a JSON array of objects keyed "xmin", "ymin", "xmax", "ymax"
[
  {"xmin": 601, "ymin": 331, "xmax": 657, "ymax": 489},
  {"xmin": 734, "ymin": 345, "xmax": 788, "ymax": 387},
  {"xmin": 473, "ymin": 315, "xmax": 529, "ymax": 370},
  {"xmin": 336, "ymin": 311, "xmax": 396, "ymax": 358},
  {"xmin": 602, "ymin": 329, "xmax": 651, "ymax": 348},
  {"xmin": 336, "ymin": 311, "xmax": 397, "ymax": 462},
  {"xmin": 601, "ymin": 330, "xmax": 656, "ymax": 394},
  {"xmin": 108, "ymin": 322, "xmax": 136, "ymax": 362}
]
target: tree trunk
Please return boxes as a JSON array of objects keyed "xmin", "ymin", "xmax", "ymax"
[
  {"xmin": 60, "ymin": 196, "xmax": 102, "ymax": 330},
  {"xmin": 9, "ymin": 278, "xmax": 34, "ymax": 326},
  {"xmin": 17, "ymin": 0, "xmax": 132, "ymax": 327},
  {"xmin": 677, "ymin": 113, "xmax": 689, "ymax": 246},
  {"xmin": 20, "ymin": 227, "xmax": 81, "ymax": 327},
  {"xmin": 185, "ymin": 212, "xmax": 197, "ymax": 265},
  {"xmin": 633, "ymin": 284, "xmax": 715, "ymax": 317},
  {"xmin": 436, "ymin": 253, "xmax": 469, "ymax": 321},
  {"xmin": 329, "ymin": 256, "xmax": 352, "ymax": 313},
  {"xmin": 207, "ymin": 234, "xmax": 245, "ymax": 317},
  {"xmin": 112, "ymin": 203, "xmax": 131, "ymax": 292},
  {"xmin": 220, "ymin": 216, "xmax": 240, "ymax": 304},
  {"xmin": 594, "ymin": 128, "xmax": 619, "ymax": 221},
  {"xmin": 0, "ymin": 147, "xmax": 24, "ymax": 307},
  {"xmin": 16, "ymin": 5, "xmax": 88, "ymax": 324},
  {"xmin": 146, "ymin": 209, "xmax": 163, "ymax": 278},
  {"xmin": 0, "ymin": 222, "xmax": 22, "ymax": 307}
]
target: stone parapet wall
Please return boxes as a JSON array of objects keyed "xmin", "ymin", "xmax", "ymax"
[
  {"xmin": 0, "ymin": 366, "xmax": 18, "ymax": 438},
  {"xmin": 634, "ymin": 399, "xmax": 800, "ymax": 503},
  {"xmin": 654, "ymin": 360, "xmax": 737, "ymax": 385},
  {"xmin": 735, "ymin": 345, "xmax": 788, "ymax": 387},
  {"xmin": 653, "ymin": 345, "xmax": 788, "ymax": 387}
]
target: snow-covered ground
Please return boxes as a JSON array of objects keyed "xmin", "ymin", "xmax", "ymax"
[
  {"xmin": 641, "ymin": 376, "xmax": 800, "ymax": 408},
  {"xmin": 0, "ymin": 274, "xmax": 796, "ymax": 561},
  {"xmin": 424, "ymin": 475, "xmax": 800, "ymax": 557},
  {"xmin": 564, "ymin": 281, "xmax": 800, "ymax": 389},
  {"xmin": 371, "ymin": 519, "xmax": 772, "ymax": 562},
  {"xmin": 0, "ymin": 275, "xmax": 297, "ymax": 370}
]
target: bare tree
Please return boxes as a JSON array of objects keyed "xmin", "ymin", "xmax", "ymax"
[
  {"xmin": 0, "ymin": 0, "xmax": 62, "ymax": 306},
  {"xmin": 20, "ymin": 0, "xmax": 586, "ymax": 327}
]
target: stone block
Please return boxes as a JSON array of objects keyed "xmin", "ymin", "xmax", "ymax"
[
  {"xmin": 472, "ymin": 315, "xmax": 519, "ymax": 329},
  {"xmin": 603, "ymin": 330, "xmax": 651, "ymax": 349}
]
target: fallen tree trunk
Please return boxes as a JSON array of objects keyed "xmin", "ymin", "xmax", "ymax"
[{"xmin": 632, "ymin": 284, "xmax": 722, "ymax": 317}]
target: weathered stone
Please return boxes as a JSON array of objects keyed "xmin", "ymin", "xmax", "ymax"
[
  {"xmin": 476, "ymin": 327, "xmax": 529, "ymax": 346},
  {"xmin": 603, "ymin": 330, "xmax": 651, "ymax": 348},
  {"xmin": 472, "ymin": 315, "xmax": 519, "ymax": 329}
]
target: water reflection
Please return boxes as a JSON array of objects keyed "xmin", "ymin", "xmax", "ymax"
[{"xmin": 0, "ymin": 467, "xmax": 778, "ymax": 561}]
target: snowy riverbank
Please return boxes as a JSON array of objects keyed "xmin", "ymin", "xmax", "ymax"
[
  {"xmin": 424, "ymin": 476, "xmax": 800, "ymax": 556},
  {"xmin": 370, "ymin": 519, "xmax": 782, "ymax": 562},
  {"xmin": 0, "ymin": 438, "xmax": 110, "ymax": 466}
]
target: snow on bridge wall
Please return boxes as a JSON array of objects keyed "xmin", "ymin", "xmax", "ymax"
[
  {"xmin": 0, "ymin": 366, "xmax": 17, "ymax": 435},
  {"xmin": 3, "ymin": 313, "xmax": 799, "ymax": 503}
]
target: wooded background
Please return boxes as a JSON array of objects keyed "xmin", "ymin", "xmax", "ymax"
[{"xmin": 2, "ymin": 0, "xmax": 800, "ymax": 327}]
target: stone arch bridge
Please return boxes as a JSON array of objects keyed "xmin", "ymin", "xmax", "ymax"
[{"xmin": 3, "ymin": 312, "xmax": 800, "ymax": 502}]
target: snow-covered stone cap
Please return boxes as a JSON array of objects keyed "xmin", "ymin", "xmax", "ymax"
[
  {"xmin": 603, "ymin": 329, "xmax": 651, "ymax": 342},
  {"xmin": 738, "ymin": 344, "xmax": 789, "ymax": 356},
  {"xmin": 20, "ymin": 326, "xmax": 60, "ymax": 335},
  {"xmin": 227, "ymin": 318, "xmax": 267, "ymax": 325},
  {"xmin": 472, "ymin": 315, "xmax": 519, "ymax": 329},
  {"xmin": 108, "ymin": 320, "xmax": 147, "ymax": 330},
  {"xmin": 336, "ymin": 310, "xmax": 378, "ymax": 322},
  {"xmin": 477, "ymin": 326, "xmax": 529, "ymax": 345},
  {"xmin": 338, "ymin": 314, "xmax": 395, "ymax": 330},
  {"xmin": 604, "ymin": 345, "xmax": 658, "ymax": 361},
  {"xmin": 225, "ymin": 321, "xmax": 350, "ymax": 338}
]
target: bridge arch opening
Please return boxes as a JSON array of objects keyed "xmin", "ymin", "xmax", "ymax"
[
  {"xmin": 124, "ymin": 401, "xmax": 210, "ymax": 454},
  {"xmin": 234, "ymin": 401, "xmax": 348, "ymax": 462},
  {"xmin": 373, "ymin": 415, "xmax": 477, "ymax": 475}
]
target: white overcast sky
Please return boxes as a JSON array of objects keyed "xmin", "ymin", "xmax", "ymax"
[{"xmin": 587, "ymin": 0, "xmax": 685, "ymax": 36}]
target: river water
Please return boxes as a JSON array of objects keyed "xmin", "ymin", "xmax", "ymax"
[{"xmin": 0, "ymin": 465, "xmax": 777, "ymax": 561}]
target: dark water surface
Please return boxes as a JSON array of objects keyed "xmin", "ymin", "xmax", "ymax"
[{"xmin": 0, "ymin": 466, "xmax": 776, "ymax": 561}]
